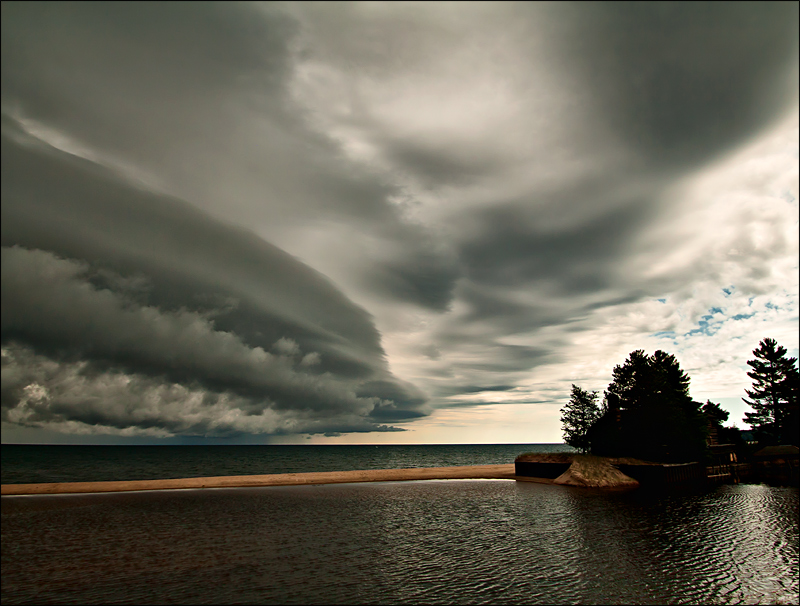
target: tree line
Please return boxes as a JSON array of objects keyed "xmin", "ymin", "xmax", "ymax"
[{"xmin": 560, "ymin": 337, "xmax": 799, "ymax": 462}]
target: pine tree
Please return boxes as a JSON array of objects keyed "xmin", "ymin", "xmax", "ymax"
[
  {"xmin": 590, "ymin": 349, "xmax": 706, "ymax": 462},
  {"xmin": 743, "ymin": 338, "xmax": 799, "ymax": 445},
  {"xmin": 781, "ymin": 365, "xmax": 800, "ymax": 445},
  {"xmin": 702, "ymin": 400, "xmax": 729, "ymax": 426},
  {"xmin": 605, "ymin": 349, "xmax": 692, "ymax": 412},
  {"xmin": 561, "ymin": 385, "xmax": 600, "ymax": 453}
]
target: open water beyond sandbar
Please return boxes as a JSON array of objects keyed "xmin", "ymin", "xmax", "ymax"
[
  {"xmin": 2, "ymin": 480, "xmax": 797, "ymax": 605},
  {"xmin": 1, "ymin": 443, "xmax": 569, "ymax": 484}
]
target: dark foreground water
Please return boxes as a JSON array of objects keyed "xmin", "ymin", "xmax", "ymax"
[
  {"xmin": 1, "ymin": 444, "xmax": 570, "ymax": 484},
  {"xmin": 2, "ymin": 480, "xmax": 798, "ymax": 605}
]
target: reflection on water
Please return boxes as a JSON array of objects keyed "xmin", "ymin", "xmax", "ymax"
[{"xmin": 2, "ymin": 481, "xmax": 797, "ymax": 605}]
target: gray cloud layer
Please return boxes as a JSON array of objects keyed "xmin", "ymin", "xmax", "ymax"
[
  {"xmin": 1, "ymin": 126, "xmax": 427, "ymax": 436},
  {"xmin": 551, "ymin": 2, "xmax": 798, "ymax": 166},
  {"xmin": 1, "ymin": 1, "xmax": 797, "ymax": 440},
  {"xmin": 1, "ymin": 0, "xmax": 459, "ymax": 311}
]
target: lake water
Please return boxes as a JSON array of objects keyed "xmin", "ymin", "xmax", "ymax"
[
  {"xmin": 2, "ymin": 445, "xmax": 798, "ymax": 605},
  {"xmin": 0, "ymin": 443, "xmax": 570, "ymax": 484}
]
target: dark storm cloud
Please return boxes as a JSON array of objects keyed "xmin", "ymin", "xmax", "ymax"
[
  {"xmin": 0, "ymin": 1, "xmax": 294, "ymax": 162},
  {"xmin": 421, "ymin": 5, "xmax": 792, "ymax": 333},
  {"xmin": 547, "ymin": 1, "xmax": 799, "ymax": 167},
  {"xmin": 1, "ymin": 343, "xmax": 407, "ymax": 438},
  {"xmin": 366, "ymin": 246, "xmax": 460, "ymax": 311},
  {"xmin": 287, "ymin": 2, "xmax": 799, "ymax": 404},
  {"xmin": 0, "ymin": 127, "xmax": 428, "ymax": 436},
  {"xmin": 457, "ymin": 344, "xmax": 554, "ymax": 373},
  {"xmin": 425, "ymin": 324, "xmax": 558, "ymax": 377},
  {"xmin": 387, "ymin": 2, "xmax": 798, "ymax": 392},
  {"xmin": 356, "ymin": 379, "xmax": 429, "ymax": 421},
  {"xmin": 0, "ymin": 126, "xmax": 382, "ymax": 374},
  {"xmin": 1, "ymin": 0, "xmax": 460, "ymax": 313},
  {"xmin": 458, "ymin": 198, "xmax": 652, "ymax": 294},
  {"xmin": 376, "ymin": 2, "xmax": 799, "ymax": 188},
  {"xmin": 379, "ymin": 136, "xmax": 506, "ymax": 189},
  {"xmin": 454, "ymin": 285, "xmax": 572, "ymax": 338}
]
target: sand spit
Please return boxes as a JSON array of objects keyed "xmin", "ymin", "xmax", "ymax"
[
  {"xmin": 553, "ymin": 455, "xmax": 640, "ymax": 489},
  {"xmin": 0, "ymin": 464, "xmax": 552, "ymax": 496}
]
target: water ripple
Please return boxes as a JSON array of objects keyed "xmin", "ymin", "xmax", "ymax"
[{"xmin": 2, "ymin": 482, "xmax": 797, "ymax": 605}]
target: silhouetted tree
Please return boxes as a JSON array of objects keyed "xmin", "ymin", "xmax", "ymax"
[
  {"xmin": 703, "ymin": 400, "xmax": 730, "ymax": 446},
  {"xmin": 560, "ymin": 385, "xmax": 601, "ymax": 453},
  {"xmin": 782, "ymin": 364, "xmax": 800, "ymax": 445},
  {"xmin": 743, "ymin": 338, "xmax": 800, "ymax": 446},
  {"xmin": 589, "ymin": 349, "xmax": 707, "ymax": 462},
  {"xmin": 702, "ymin": 400, "xmax": 729, "ymax": 426}
]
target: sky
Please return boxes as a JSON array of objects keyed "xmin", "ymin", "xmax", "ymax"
[{"xmin": 1, "ymin": 1, "xmax": 798, "ymax": 445}]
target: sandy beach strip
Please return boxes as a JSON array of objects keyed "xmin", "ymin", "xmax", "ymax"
[{"xmin": 1, "ymin": 464, "xmax": 553, "ymax": 495}]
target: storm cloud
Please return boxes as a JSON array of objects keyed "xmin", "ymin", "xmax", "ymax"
[
  {"xmin": 1, "ymin": 2, "xmax": 797, "ymax": 442},
  {"xmin": 1, "ymin": 125, "xmax": 428, "ymax": 436}
]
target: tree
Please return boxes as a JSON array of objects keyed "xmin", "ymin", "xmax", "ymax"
[
  {"xmin": 561, "ymin": 385, "xmax": 601, "ymax": 453},
  {"xmin": 589, "ymin": 349, "xmax": 707, "ymax": 462},
  {"xmin": 780, "ymin": 364, "xmax": 799, "ymax": 445},
  {"xmin": 605, "ymin": 349, "xmax": 692, "ymax": 413},
  {"xmin": 703, "ymin": 400, "xmax": 731, "ymax": 446},
  {"xmin": 703, "ymin": 400, "xmax": 729, "ymax": 426},
  {"xmin": 743, "ymin": 338, "xmax": 800, "ymax": 446}
]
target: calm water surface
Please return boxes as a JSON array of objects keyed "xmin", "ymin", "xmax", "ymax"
[
  {"xmin": 2, "ymin": 480, "xmax": 797, "ymax": 605},
  {"xmin": 1, "ymin": 444, "xmax": 571, "ymax": 484}
]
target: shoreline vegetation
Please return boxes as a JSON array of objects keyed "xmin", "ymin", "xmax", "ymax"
[{"xmin": 560, "ymin": 341, "xmax": 799, "ymax": 465}]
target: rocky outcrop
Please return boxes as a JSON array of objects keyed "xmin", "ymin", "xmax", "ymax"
[{"xmin": 553, "ymin": 455, "xmax": 640, "ymax": 489}]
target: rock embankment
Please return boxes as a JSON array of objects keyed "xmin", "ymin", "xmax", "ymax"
[{"xmin": 553, "ymin": 455, "xmax": 639, "ymax": 489}]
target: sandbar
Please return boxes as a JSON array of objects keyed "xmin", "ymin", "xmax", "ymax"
[{"xmin": 1, "ymin": 464, "xmax": 552, "ymax": 495}]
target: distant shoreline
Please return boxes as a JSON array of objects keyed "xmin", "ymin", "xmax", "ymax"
[{"xmin": 1, "ymin": 464, "xmax": 554, "ymax": 495}]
